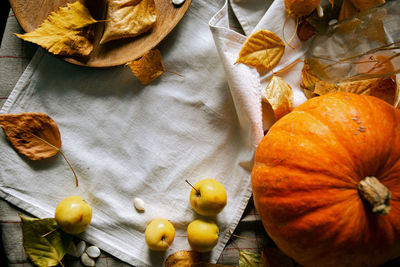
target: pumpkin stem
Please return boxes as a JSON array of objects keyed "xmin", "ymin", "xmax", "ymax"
[{"xmin": 358, "ymin": 176, "xmax": 391, "ymax": 215}]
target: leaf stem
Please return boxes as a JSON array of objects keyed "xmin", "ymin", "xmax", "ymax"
[
  {"xmin": 59, "ymin": 150, "xmax": 79, "ymax": 187},
  {"xmin": 31, "ymin": 132, "xmax": 79, "ymax": 187},
  {"xmin": 41, "ymin": 226, "xmax": 58, "ymax": 238}
]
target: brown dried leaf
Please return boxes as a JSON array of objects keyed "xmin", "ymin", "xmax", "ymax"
[
  {"xmin": 263, "ymin": 76, "xmax": 293, "ymax": 120},
  {"xmin": 100, "ymin": 0, "xmax": 157, "ymax": 44},
  {"xmin": 0, "ymin": 113, "xmax": 61, "ymax": 160},
  {"xmin": 127, "ymin": 49, "xmax": 166, "ymax": 84},
  {"xmin": 297, "ymin": 20, "xmax": 316, "ymax": 42},
  {"xmin": 15, "ymin": 2, "xmax": 98, "ymax": 56},
  {"xmin": 314, "ymin": 78, "xmax": 395, "ymax": 100},
  {"xmin": 301, "ymin": 60, "xmax": 397, "ymax": 105},
  {"xmin": 0, "ymin": 112, "xmax": 79, "ymax": 186},
  {"xmin": 165, "ymin": 250, "xmax": 201, "ymax": 267},
  {"xmin": 236, "ymin": 30, "xmax": 285, "ymax": 72}
]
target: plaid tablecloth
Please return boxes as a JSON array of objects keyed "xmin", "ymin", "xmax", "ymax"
[{"xmin": 0, "ymin": 6, "xmax": 273, "ymax": 267}]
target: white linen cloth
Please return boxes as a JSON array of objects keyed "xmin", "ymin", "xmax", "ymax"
[{"xmin": 0, "ymin": 0, "xmax": 307, "ymax": 266}]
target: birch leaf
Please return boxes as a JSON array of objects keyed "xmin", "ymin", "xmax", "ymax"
[
  {"xmin": 20, "ymin": 215, "xmax": 72, "ymax": 267},
  {"xmin": 0, "ymin": 113, "xmax": 61, "ymax": 160},
  {"xmin": 236, "ymin": 30, "xmax": 285, "ymax": 72},
  {"xmin": 263, "ymin": 76, "xmax": 293, "ymax": 120},
  {"xmin": 100, "ymin": 0, "xmax": 157, "ymax": 44},
  {"xmin": 127, "ymin": 49, "xmax": 165, "ymax": 84},
  {"xmin": 0, "ymin": 112, "xmax": 79, "ymax": 186},
  {"xmin": 15, "ymin": 1, "xmax": 98, "ymax": 56},
  {"xmin": 239, "ymin": 250, "xmax": 260, "ymax": 267}
]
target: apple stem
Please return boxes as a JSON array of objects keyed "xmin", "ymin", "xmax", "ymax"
[
  {"xmin": 41, "ymin": 226, "xmax": 58, "ymax": 238},
  {"xmin": 185, "ymin": 179, "xmax": 200, "ymax": 195}
]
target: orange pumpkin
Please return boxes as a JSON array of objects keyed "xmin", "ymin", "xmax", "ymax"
[{"xmin": 252, "ymin": 93, "xmax": 400, "ymax": 267}]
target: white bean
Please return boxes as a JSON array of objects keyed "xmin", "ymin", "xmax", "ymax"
[
  {"xmin": 172, "ymin": 0, "xmax": 185, "ymax": 6},
  {"xmin": 133, "ymin": 197, "xmax": 145, "ymax": 212},
  {"xmin": 86, "ymin": 246, "xmax": 101, "ymax": 258},
  {"xmin": 81, "ymin": 252, "xmax": 96, "ymax": 267}
]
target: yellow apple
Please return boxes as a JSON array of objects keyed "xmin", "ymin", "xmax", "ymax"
[
  {"xmin": 189, "ymin": 178, "xmax": 227, "ymax": 216},
  {"xmin": 187, "ymin": 219, "xmax": 219, "ymax": 252},
  {"xmin": 54, "ymin": 196, "xmax": 92, "ymax": 234},
  {"xmin": 145, "ymin": 218, "xmax": 175, "ymax": 251}
]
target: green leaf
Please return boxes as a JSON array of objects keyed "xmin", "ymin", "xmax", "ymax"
[
  {"xmin": 238, "ymin": 250, "xmax": 261, "ymax": 267},
  {"xmin": 20, "ymin": 215, "xmax": 72, "ymax": 267}
]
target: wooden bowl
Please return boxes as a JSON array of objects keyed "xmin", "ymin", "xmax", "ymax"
[{"xmin": 9, "ymin": 0, "xmax": 191, "ymax": 67}]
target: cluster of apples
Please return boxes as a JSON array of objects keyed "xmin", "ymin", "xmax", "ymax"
[
  {"xmin": 52, "ymin": 178, "xmax": 227, "ymax": 255},
  {"xmin": 145, "ymin": 178, "xmax": 227, "ymax": 252}
]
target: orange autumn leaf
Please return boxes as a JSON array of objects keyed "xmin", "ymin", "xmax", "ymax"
[
  {"xmin": 284, "ymin": 0, "xmax": 321, "ymax": 17},
  {"xmin": 263, "ymin": 76, "xmax": 293, "ymax": 120},
  {"xmin": 100, "ymin": 0, "xmax": 157, "ymax": 44},
  {"xmin": 0, "ymin": 112, "xmax": 78, "ymax": 186},
  {"xmin": 236, "ymin": 30, "xmax": 285, "ymax": 72},
  {"xmin": 127, "ymin": 49, "xmax": 165, "ymax": 84},
  {"xmin": 15, "ymin": 2, "xmax": 98, "ymax": 56},
  {"xmin": 0, "ymin": 113, "xmax": 62, "ymax": 160}
]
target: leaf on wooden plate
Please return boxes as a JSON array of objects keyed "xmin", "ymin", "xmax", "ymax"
[
  {"xmin": 263, "ymin": 76, "xmax": 293, "ymax": 120},
  {"xmin": 236, "ymin": 30, "xmax": 285, "ymax": 72},
  {"xmin": 239, "ymin": 249, "xmax": 260, "ymax": 267},
  {"xmin": 15, "ymin": 1, "xmax": 98, "ymax": 56},
  {"xmin": 100, "ymin": 0, "xmax": 157, "ymax": 44},
  {"xmin": 20, "ymin": 215, "xmax": 72, "ymax": 267},
  {"xmin": 127, "ymin": 49, "xmax": 166, "ymax": 84},
  {"xmin": 0, "ymin": 112, "xmax": 79, "ymax": 186}
]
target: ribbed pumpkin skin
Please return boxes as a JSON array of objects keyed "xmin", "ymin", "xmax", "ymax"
[{"xmin": 252, "ymin": 93, "xmax": 400, "ymax": 267}]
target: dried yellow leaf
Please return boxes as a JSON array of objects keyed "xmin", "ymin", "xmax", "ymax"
[
  {"xmin": 301, "ymin": 60, "xmax": 397, "ymax": 106},
  {"xmin": 262, "ymin": 76, "xmax": 293, "ymax": 120},
  {"xmin": 100, "ymin": 0, "xmax": 157, "ymax": 44},
  {"xmin": 236, "ymin": 30, "xmax": 285, "ymax": 72},
  {"xmin": 285, "ymin": 0, "xmax": 321, "ymax": 17},
  {"xmin": 15, "ymin": 2, "xmax": 98, "ymax": 56},
  {"xmin": 127, "ymin": 49, "xmax": 165, "ymax": 84}
]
